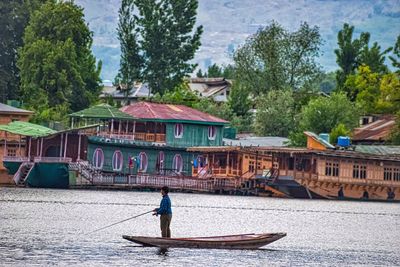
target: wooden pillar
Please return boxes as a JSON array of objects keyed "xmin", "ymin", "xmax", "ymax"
[
  {"xmin": 63, "ymin": 133, "xmax": 68, "ymax": 158},
  {"xmin": 71, "ymin": 117, "xmax": 74, "ymax": 129},
  {"xmin": 59, "ymin": 133, "xmax": 63, "ymax": 157},
  {"xmin": 125, "ymin": 120, "xmax": 128, "ymax": 134},
  {"xmin": 132, "ymin": 121, "xmax": 136, "ymax": 140},
  {"xmin": 28, "ymin": 137, "xmax": 31, "ymax": 160},
  {"xmin": 255, "ymin": 150, "xmax": 259, "ymax": 175},
  {"xmin": 77, "ymin": 133, "xmax": 82, "ymax": 160},
  {"xmin": 40, "ymin": 137, "xmax": 44, "ymax": 157},
  {"xmin": 118, "ymin": 120, "xmax": 121, "ymax": 135},
  {"xmin": 227, "ymin": 151, "xmax": 230, "ymax": 175},
  {"xmin": 3, "ymin": 132, "xmax": 7, "ymax": 157},
  {"xmin": 19, "ymin": 135, "xmax": 22, "ymax": 156},
  {"xmin": 111, "ymin": 119, "xmax": 114, "ymax": 134},
  {"xmin": 36, "ymin": 138, "xmax": 39, "ymax": 156}
]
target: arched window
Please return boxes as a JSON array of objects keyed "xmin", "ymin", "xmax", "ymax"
[
  {"xmin": 112, "ymin": 150, "xmax": 123, "ymax": 171},
  {"xmin": 172, "ymin": 154, "xmax": 183, "ymax": 173},
  {"xmin": 138, "ymin": 152, "xmax": 148, "ymax": 172},
  {"xmin": 208, "ymin": 126, "xmax": 216, "ymax": 140},
  {"xmin": 92, "ymin": 148, "xmax": 104, "ymax": 169},
  {"xmin": 174, "ymin": 123, "xmax": 184, "ymax": 138},
  {"xmin": 156, "ymin": 151, "xmax": 165, "ymax": 173}
]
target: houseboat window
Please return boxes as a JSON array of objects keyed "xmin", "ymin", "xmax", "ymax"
[
  {"xmin": 325, "ymin": 161, "xmax": 339, "ymax": 177},
  {"xmin": 249, "ymin": 160, "xmax": 255, "ymax": 173},
  {"xmin": 7, "ymin": 147, "xmax": 17, "ymax": 157},
  {"xmin": 208, "ymin": 126, "xmax": 216, "ymax": 140},
  {"xmin": 156, "ymin": 151, "xmax": 165, "ymax": 173},
  {"xmin": 174, "ymin": 124, "xmax": 184, "ymax": 138},
  {"xmin": 394, "ymin": 168, "xmax": 400, "ymax": 182},
  {"xmin": 172, "ymin": 154, "xmax": 183, "ymax": 173},
  {"xmin": 353, "ymin": 164, "xmax": 367, "ymax": 179},
  {"xmin": 384, "ymin": 167, "xmax": 393, "ymax": 181},
  {"xmin": 93, "ymin": 148, "xmax": 104, "ymax": 169},
  {"xmin": 138, "ymin": 152, "xmax": 148, "ymax": 172},
  {"xmin": 112, "ymin": 150, "xmax": 123, "ymax": 171}
]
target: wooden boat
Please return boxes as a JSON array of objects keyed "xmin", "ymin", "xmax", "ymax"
[{"xmin": 122, "ymin": 232, "xmax": 286, "ymax": 249}]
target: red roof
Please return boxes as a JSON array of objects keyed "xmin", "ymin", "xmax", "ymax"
[
  {"xmin": 353, "ymin": 115, "xmax": 396, "ymax": 141},
  {"xmin": 120, "ymin": 102, "xmax": 228, "ymax": 124}
]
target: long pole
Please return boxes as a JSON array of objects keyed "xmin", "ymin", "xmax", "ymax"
[{"xmin": 86, "ymin": 210, "xmax": 153, "ymax": 235}]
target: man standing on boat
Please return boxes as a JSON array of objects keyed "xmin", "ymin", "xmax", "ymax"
[{"xmin": 153, "ymin": 186, "xmax": 172, "ymax": 238}]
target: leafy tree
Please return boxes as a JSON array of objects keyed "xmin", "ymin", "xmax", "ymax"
[
  {"xmin": 389, "ymin": 35, "xmax": 400, "ymax": 73},
  {"xmin": 255, "ymin": 90, "xmax": 295, "ymax": 137},
  {"xmin": 360, "ymin": 42, "xmax": 392, "ymax": 74},
  {"xmin": 18, "ymin": 1, "xmax": 101, "ymax": 122},
  {"xmin": 390, "ymin": 111, "xmax": 400, "ymax": 145},
  {"xmin": 335, "ymin": 23, "xmax": 370, "ymax": 90},
  {"xmin": 206, "ymin": 63, "xmax": 223, "ymax": 78},
  {"xmin": 329, "ymin": 123, "xmax": 351, "ymax": 144},
  {"xmin": 228, "ymin": 82, "xmax": 252, "ymax": 117},
  {"xmin": 153, "ymin": 81, "xmax": 199, "ymax": 107},
  {"xmin": 118, "ymin": 0, "xmax": 203, "ymax": 95},
  {"xmin": 377, "ymin": 73, "xmax": 400, "ymax": 114},
  {"xmin": 289, "ymin": 92, "xmax": 359, "ymax": 146},
  {"xmin": 196, "ymin": 69, "xmax": 204, "ymax": 78},
  {"xmin": 0, "ymin": 0, "xmax": 46, "ymax": 102},
  {"xmin": 234, "ymin": 21, "xmax": 322, "ymax": 94},
  {"xmin": 116, "ymin": 0, "xmax": 144, "ymax": 101}
]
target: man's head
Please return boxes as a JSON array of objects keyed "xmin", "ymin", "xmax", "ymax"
[{"xmin": 161, "ymin": 186, "xmax": 169, "ymax": 196}]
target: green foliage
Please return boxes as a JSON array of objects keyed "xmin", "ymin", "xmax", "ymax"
[
  {"xmin": 344, "ymin": 65, "xmax": 400, "ymax": 114},
  {"xmin": 234, "ymin": 21, "xmax": 323, "ymax": 95},
  {"xmin": 196, "ymin": 69, "xmax": 204, "ymax": 78},
  {"xmin": 335, "ymin": 23, "xmax": 370, "ymax": 90},
  {"xmin": 18, "ymin": 1, "xmax": 102, "ymax": 123},
  {"xmin": 206, "ymin": 63, "xmax": 223, "ymax": 78},
  {"xmin": 360, "ymin": 42, "xmax": 392, "ymax": 74},
  {"xmin": 329, "ymin": 123, "xmax": 350, "ymax": 144},
  {"xmin": 389, "ymin": 35, "xmax": 400, "ymax": 73},
  {"xmin": 255, "ymin": 90, "xmax": 295, "ymax": 137},
  {"xmin": 288, "ymin": 92, "xmax": 359, "ymax": 146},
  {"xmin": 117, "ymin": 0, "xmax": 203, "ymax": 95},
  {"xmin": 390, "ymin": 112, "xmax": 400, "ymax": 145},
  {"xmin": 153, "ymin": 82, "xmax": 199, "ymax": 107},
  {"xmin": 317, "ymin": 71, "xmax": 337, "ymax": 93},
  {"xmin": 116, "ymin": 0, "xmax": 143, "ymax": 98},
  {"xmin": 0, "ymin": 0, "xmax": 46, "ymax": 102},
  {"xmin": 228, "ymin": 82, "xmax": 252, "ymax": 117}
]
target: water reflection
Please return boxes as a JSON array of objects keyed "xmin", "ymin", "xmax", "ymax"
[{"xmin": 157, "ymin": 247, "xmax": 169, "ymax": 256}]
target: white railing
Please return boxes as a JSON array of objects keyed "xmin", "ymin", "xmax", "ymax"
[
  {"xmin": 3, "ymin": 156, "xmax": 29, "ymax": 162},
  {"xmin": 34, "ymin": 157, "xmax": 72, "ymax": 163}
]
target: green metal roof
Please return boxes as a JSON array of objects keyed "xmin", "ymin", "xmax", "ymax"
[
  {"xmin": 0, "ymin": 121, "xmax": 56, "ymax": 137},
  {"xmin": 69, "ymin": 104, "xmax": 134, "ymax": 120},
  {"xmin": 354, "ymin": 145, "xmax": 400, "ymax": 156}
]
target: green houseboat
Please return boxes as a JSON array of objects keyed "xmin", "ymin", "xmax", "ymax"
[{"xmin": 69, "ymin": 102, "xmax": 228, "ymax": 177}]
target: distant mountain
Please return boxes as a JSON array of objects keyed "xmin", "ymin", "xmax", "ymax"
[{"xmin": 76, "ymin": 0, "xmax": 400, "ymax": 81}]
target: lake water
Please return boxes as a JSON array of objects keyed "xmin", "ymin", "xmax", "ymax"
[{"xmin": 1, "ymin": 187, "xmax": 399, "ymax": 266}]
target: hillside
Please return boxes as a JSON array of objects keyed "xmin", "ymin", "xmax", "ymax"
[{"xmin": 75, "ymin": 0, "xmax": 400, "ymax": 81}]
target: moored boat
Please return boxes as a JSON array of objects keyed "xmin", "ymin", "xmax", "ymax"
[{"xmin": 122, "ymin": 232, "xmax": 286, "ymax": 249}]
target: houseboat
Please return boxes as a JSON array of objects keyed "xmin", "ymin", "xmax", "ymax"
[
  {"xmin": 69, "ymin": 102, "xmax": 228, "ymax": 181},
  {"xmin": 188, "ymin": 132, "xmax": 400, "ymax": 201}
]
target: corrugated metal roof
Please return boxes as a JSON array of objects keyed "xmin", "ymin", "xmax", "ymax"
[
  {"xmin": 223, "ymin": 137, "xmax": 288, "ymax": 147},
  {"xmin": 354, "ymin": 145, "xmax": 400, "ymax": 156},
  {"xmin": 353, "ymin": 115, "xmax": 396, "ymax": 141},
  {"xmin": 0, "ymin": 103, "xmax": 33, "ymax": 114},
  {"xmin": 304, "ymin": 131, "xmax": 335, "ymax": 149},
  {"xmin": 0, "ymin": 121, "xmax": 56, "ymax": 137},
  {"xmin": 69, "ymin": 104, "xmax": 134, "ymax": 120},
  {"xmin": 120, "ymin": 102, "xmax": 228, "ymax": 125}
]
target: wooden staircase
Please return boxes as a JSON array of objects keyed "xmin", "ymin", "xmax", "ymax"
[{"xmin": 13, "ymin": 162, "xmax": 35, "ymax": 185}]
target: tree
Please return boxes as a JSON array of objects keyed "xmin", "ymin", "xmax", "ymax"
[
  {"xmin": 228, "ymin": 82, "xmax": 252, "ymax": 117},
  {"xmin": 196, "ymin": 69, "xmax": 204, "ymax": 78},
  {"xmin": 116, "ymin": 0, "xmax": 143, "ymax": 101},
  {"xmin": 289, "ymin": 92, "xmax": 360, "ymax": 146},
  {"xmin": 335, "ymin": 23, "xmax": 370, "ymax": 90},
  {"xmin": 234, "ymin": 21, "xmax": 323, "ymax": 95},
  {"xmin": 118, "ymin": 0, "xmax": 203, "ymax": 95},
  {"xmin": 18, "ymin": 1, "xmax": 101, "ymax": 122},
  {"xmin": 360, "ymin": 42, "xmax": 392, "ymax": 74},
  {"xmin": 206, "ymin": 63, "xmax": 223, "ymax": 77},
  {"xmin": 0, "ymin": 0, "xmax": 46, "ymax": 102},
  {"xmin": 329, "ymin": 123, "xmax": 351, "ymax": 145},
  {"xmin": 255, "ymin": 90, "xmax": 295, "ymax": 137},
  {"xmin": 389, "ymin": 35, "xmax": 400, "ymax": 73},
  {"xmin": 390, "ymin": 111, "xmax": 400, "ymax": 145}
]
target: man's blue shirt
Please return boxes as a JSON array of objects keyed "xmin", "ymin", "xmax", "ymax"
[{"xmin": 157, "ymin": 195, "xmax": 172, "ymax": 215}]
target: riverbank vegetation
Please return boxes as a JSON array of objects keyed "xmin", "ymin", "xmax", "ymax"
[{"xmin": 0, "ymin": 0, "xmax": 399, "ymax": 144}]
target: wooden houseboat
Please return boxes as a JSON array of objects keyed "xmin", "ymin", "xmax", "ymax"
[
  {"xmin": 188, "ymin": 132, "xmax": 400, "ymax": 201},
  {"xmin": 69, "ymin": 102, "xmax": 228, "ymax": 178},
  {"xmin": 0, "ymin": 103, "xmax": 33, "ymax": 184},
  {"xmin": 0, "ymin": 120, "xmax": 97, "ymax": 188}
]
